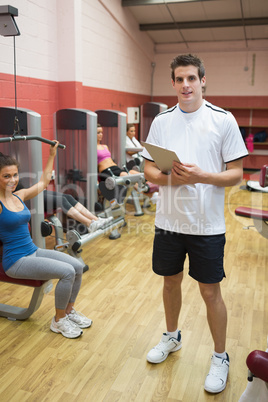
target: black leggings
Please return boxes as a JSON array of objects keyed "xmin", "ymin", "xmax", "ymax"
[
  {"xmin": 6, "ymin": 248, "xmax": 83, "ymax": 310},
  {"xmin": 99, "ymin": 165, "xmax": 124, "ymax": 181},
  {"xmin": 44, "ymin": 191, "xmax": 78, "ymax": 215}
]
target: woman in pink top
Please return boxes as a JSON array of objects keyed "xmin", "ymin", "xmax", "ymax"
[
  {"xmin": 97, "ymin": 124, "xmax": 158, "ymax": 205},
  {"xmin": 97, "ymin": 124, "xmax": 138, "ymax": 181}
]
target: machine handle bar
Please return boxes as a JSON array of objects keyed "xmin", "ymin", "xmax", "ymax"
[
  {"xmin": 0, "ymin": 135, "xmax": 66, "ymax": 149},
  {"xmin": 105, "ymin": 173, "xmax": 145, "ymax": 190}
]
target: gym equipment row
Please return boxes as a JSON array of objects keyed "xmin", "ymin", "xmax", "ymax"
[
  {"xmin": 0, "ymin": 102, "xmax": 165, "ymax": 320},
  {"xmin": 0, "ymin": 0, "xmax": 165, "ymax": 320},
  {"xmin": 55, "ymin": 108, "xmax": 147, "ymax": 218},
  {"xmin": 0, "ymin": 107, "xmax": 124, "ymax": 319},
  {"xmin": 0, "ymin": 103, "xmax": 163, "ymax": 264},
  {"xmin": 0, "ymin": 107, "xmax": 132, "ymax": 269},
  {"xmin": 0, "ymin": 102, "xmax": 176, "ymax": 272}
]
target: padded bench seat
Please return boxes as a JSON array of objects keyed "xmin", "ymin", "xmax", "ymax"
[
  {"xmin": 0, "ymin": 267, "xmax": 45, "ymax": 287},
  {"xmin": 0, "ymin": 264, "xmax": 53, "ymax": 321},
  {"xmin": 235, "ymin": 207, "xmax": 268, "ymax": 221},
  {"xmin": 247, "ymin": 350, "xmax": 268, "ymax": 383}
]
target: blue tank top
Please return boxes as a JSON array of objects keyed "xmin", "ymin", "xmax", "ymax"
[{"xmin": 0, "ymin": 194, "xmax": 38, "ymax": 271}]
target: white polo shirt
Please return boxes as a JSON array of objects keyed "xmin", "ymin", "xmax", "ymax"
[
  {"xmin": 126, "ymin": 136, "xmax": 142, "ymax": 162},
  {"xmin": 141, "ymin": 100, "xmax": 248, "ymax": 235}
]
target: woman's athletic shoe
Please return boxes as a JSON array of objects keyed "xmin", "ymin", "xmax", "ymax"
[
  {"xmin": 147, "ymin": 332, "xmax": 182, "ymax": 363},
  {"xmin": 68, "ymin": 308, "xmax": 92, "ymax": 328},
  {"xmin": 88, "ymin": 217, "xmax": 113, "ymax": 233},
  {"xmin": 50, "ymin": 316, "xmax": 83, "ymax": 338}
]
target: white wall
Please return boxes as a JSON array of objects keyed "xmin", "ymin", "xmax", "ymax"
[
  {"xmin": 0, "ymin": 0, "xmax": 155, "ymax": 95},
  {"xmin": 153, "ymin": 48, "xmax": 268, "ymax": 97},
  {"xmin": 81, "ymin": 0, "xmax": 155, "ymax": 95},
  {"xmin": 56, "ymin": 0, "xmax": 83, "ymax": 82},
  {"xmin": 0, "ymin": 0, "xmax": 58, "ymax": 80},
  {"xmin": 0, "ymin": 0, "xmax": 267, "ymax": 97}
]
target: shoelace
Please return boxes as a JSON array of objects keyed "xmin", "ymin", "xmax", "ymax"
[
  {"xmin": 154, "ymin": 341, "xmax": 165, "ymax": 350},
  {"xmin": 155, "ymin": 335, "xmax": 179, "ymax": 349},
  {"xmin": 61, "ymin": 316, "xmax": 80, "ymax": 330},
  {"xmin": 209, "ymin": 360, "xmax": 228, "ymax": 376},
  {"xmin": 69, "ymin": 309, "xmax": 89, "ymax": 323}
]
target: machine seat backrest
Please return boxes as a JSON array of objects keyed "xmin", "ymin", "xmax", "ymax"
[{"xmin": 0, "ymin": 241, "xmax": 45, "ymax": 287}]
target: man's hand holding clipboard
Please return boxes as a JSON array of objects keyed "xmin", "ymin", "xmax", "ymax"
[{"xmin": 141, "ymin": 141, "xmax": 181, "ymax": 174}]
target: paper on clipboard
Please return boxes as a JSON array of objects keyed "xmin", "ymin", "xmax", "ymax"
[{"xmin": 141, "ymin": 141, "xmax": 181, "ymax": 174}]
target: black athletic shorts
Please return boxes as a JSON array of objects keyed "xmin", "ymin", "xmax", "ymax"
[
  {"xmin": 153, "ymin": 227, "xmax": 226, "ymax": 284},
  {"xmin": 99, "ymin": 165, "xmax": 124, "ymax": 181}
]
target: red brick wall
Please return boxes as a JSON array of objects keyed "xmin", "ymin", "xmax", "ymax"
[
  {"xmin": 1, "ymin": 72, "xmax": 267, "ymax": 166},
  {"xmin": 0, "ymin": 73, "xmax": 150, "ymax": 161},
  {"xmin": 0, "ymin": 72, "xmax": 58, "ymax": 160},
  {"xmin": 82, "ymin": 86, "xmax": 150, "ymax": 114}
]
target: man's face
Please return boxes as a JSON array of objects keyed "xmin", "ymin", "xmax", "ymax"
[{"xmin": 171, "ymin": 65, "xmax": 206, "ymax": 112}]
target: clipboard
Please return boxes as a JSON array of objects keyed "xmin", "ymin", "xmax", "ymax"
[{"xmin": 141, "ymin": 141, "xmax": 181, "ymax": 174}]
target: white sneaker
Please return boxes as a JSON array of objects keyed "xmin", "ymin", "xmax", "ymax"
[
  {"xmin": 150, "ymin": 192, "xmax": 158, "ymax": 205},
  {"xmin": 88, "ymin": 217, "xmax": 113, "ymax": 233},
  {"xmin": 204, "ymin": 353, "xmax": 229, "ymax": 393},
  {"xmin": 147, "ymin": 332, "xmax": 182, "ymax": 363},
  {"xmin": 68, "ymin": 308, "xmax": 92, "ymax": 328},
  {"xmin": 50, "ymin": 316, "xmax": 83, "ymax": 338}
]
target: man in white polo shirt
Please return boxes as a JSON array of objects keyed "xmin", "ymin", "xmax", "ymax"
[{"xmin": 141, "ymin": 53, "xmax": 248, "ymax": 394}]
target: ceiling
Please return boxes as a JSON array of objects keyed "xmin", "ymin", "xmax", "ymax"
[{"xmin": 122, "ymin": 0, "xmax": 268, "ymax": 52}]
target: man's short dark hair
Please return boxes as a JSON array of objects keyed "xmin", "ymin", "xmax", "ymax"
[{"xmin": 170, "ymin": 54, "xmax": 205, "ymax": 81}]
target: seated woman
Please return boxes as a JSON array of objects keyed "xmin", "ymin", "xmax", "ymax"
[
  {"xmin": 126, "ymin": 124, "xmax": 159, "ymax": 202},
  {"xmin": 125, "ymin": 123, "xmax": 144, "ymax": 171},
  {"xmin": 97, "ymin": 124, "xmax": 159, "ymax": 205},
  {"xmin": 44, "ymin": 190, "xmax": 112, "ymax": 233},
  {"xmin": 0, "ymin": 142, "xmax": 91, "ymax": 339},
  {"xmin": 97, "ymin": 124, "xmax": 138, "ymax": 181}
]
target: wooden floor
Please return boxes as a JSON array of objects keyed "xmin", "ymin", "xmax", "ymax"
[{"xmin": 0, "ymin": 179, "xmax": 267, "ymax": 401}]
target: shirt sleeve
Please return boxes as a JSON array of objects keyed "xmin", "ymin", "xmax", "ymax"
[
  {"xmin": 222, "ymin": 112, "xmax": 248, "ymax": 163},
  {"xmin": 140, "ymin": 118, "xmax": 161, "ymax": 161}
]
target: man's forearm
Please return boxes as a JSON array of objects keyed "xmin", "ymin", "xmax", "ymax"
[
  {"xmin": 201, "ymin": 168, "xmax": 243, "ymax": 187},
  {"xmin": 144, "ymin": 165, "xmax": 172, "ymax": 186}
]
